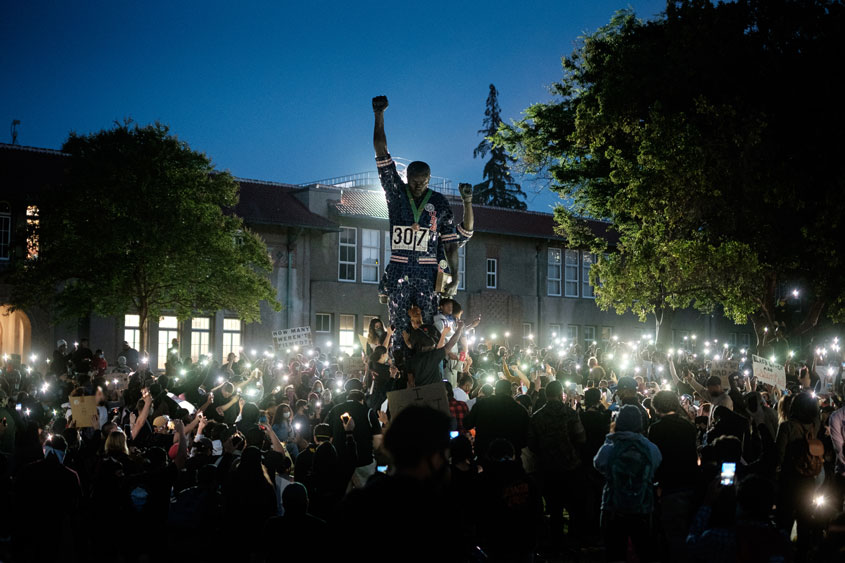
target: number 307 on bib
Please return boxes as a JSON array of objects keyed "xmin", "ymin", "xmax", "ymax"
[{"xmin": 392, "ymin": 226, "xmax": 430, "ymax": 252}]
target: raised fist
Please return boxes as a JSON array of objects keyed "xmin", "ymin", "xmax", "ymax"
[
  {"xmin": 372, "ymin": 95, "xmax": 389, "ymax": 113},
  {"xmin": 458, "ymin": 183, "xmax": 473, "ymax": 201}
]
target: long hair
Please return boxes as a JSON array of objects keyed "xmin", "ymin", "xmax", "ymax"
[
  {"xmin": 104, "ymin": 430, "xmax": 129, "ymax": 456},
  {"xmin": 367, "ymin": 317, "xmax": 386, "ymax": 346}
]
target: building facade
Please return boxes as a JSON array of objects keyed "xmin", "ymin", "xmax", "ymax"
[{"xmin": 1, "ymin": 142, "xmax": 754, "ymax": 368}]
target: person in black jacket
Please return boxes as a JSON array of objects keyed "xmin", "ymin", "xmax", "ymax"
[
  {"xmin": 647, "ymin": 390, "xmax": 699, "ymax": 562},
  {"xmin": 325, "ymin": 384, "xmax": 381, "ymax": 488},
  {"xmin": 465, "ymin": 379, "xmax": 530, "ymax": 465}
]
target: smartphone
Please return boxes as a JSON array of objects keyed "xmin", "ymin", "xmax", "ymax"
[
  {"xmin": 258, "ymin": 424, "xmax": 267, "ymax": 431},
  {"xmin": 377, "ymin": 465, "xmax": 388, "ymax": 473},
  {"xmin": 450, "ymin": 431, "xmax": 460, "ymax": 439},
  {"xmin": 340, "ymin": 412, "xmax": 351, "ymax": 424},
  {"xmin": 720, "ymin": 462, "xmax": 736, "ymax": 486},
  {"xmin": 15, "ymin": 404, "xmax": 22, "ymax": 411}
]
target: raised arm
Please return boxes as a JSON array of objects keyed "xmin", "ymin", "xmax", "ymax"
[
  {"xmin": 373, "ymin": 96, "xmax": 389, "ymax": 157},
  {"xmin": 458, "ymin": 183, "xmax": 474, "ymax": 232}
]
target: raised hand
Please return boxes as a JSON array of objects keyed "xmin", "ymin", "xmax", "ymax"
[
  {"xmin": 458, "ymin": 182, "xmax": 473, "ymax": 201},
  {"xmin": 372, "ymin": 95, "xmax": 389, "ymax": 113}
]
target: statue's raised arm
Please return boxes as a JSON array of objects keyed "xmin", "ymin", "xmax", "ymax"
[{"xmin": 373, "ymin": 95, "xmax": 389, "ymax": 158}]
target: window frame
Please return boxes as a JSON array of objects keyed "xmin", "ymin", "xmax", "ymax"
[
  {"xmin": 222, "ymin": 318, "xmax": 242, "ymax": 361},
  {"xmin": 339, "ymin": 314, "xmax": 356, "ymax": 356},
  {"xmin": 564, "ymin": 249, "xmax": 579, "ymax": 297},
  {"xmin": 582, "ymin": 251, "xmax": 596, "ymax": 299},
  {"xmin": 190, "ymin": 317, "xmax": 212, "ymax": 362},
  {"xmin": 338, "ymin": 226, "xmax": 357, "ymax": 282},
  {"xmin": 486, "ymin": 258, "xmax": 498, "ymax": 289},
  {"xmin": 123, "ymin": 314, "xmax": 141, "ymax": 352},
  {"xmin": 315, "ymin": 313, "xmax": 332, "ymax": 333},
  {"xmin": 547, "ymin": 248, "xmax": 562, "ymax": 296},
  {"xmin": 361, "ymin": 228, "xmax": 380, "ymax": 284},
  {"xmin": 157, "ymin": 316, "xmax": 180, "ymax": 370}
]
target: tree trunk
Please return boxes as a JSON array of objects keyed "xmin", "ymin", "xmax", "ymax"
[
  {"xmin": 139, "ymin": 309, "xmax": 149, "ymax": 355},
  {"xmin": 654, "ymin": 307, "xmax": 674, "ymax": 350}
]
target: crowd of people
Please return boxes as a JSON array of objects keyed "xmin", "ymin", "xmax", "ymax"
[{"xmin": 1, "ymin": 305, "xmax": 844, "ymax": 563}]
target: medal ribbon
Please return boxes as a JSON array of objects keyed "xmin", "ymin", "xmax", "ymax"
[{"xmin": 405, "ymin": 187, "xmax": 432, "ymax": 225}]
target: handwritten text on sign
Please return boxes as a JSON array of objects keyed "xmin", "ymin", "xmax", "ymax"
[
  {"xmin": 387, "ymin": 383, "xmax": 450, "ymax": 417},
  {"xmin": 272, "ymin": 326, "xmax": 313, "ymax": 350},
  {"xmin": 752, "ymin": 354, "xmax": 786, "ymax": 389}
]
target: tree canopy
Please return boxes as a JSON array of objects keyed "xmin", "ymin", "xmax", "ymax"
[
  {"xmin": 473, "ymin": 84, "xmax": 527, "ymax": 210},
  {"xmin": 11, "ymin": 121, "xmax": 279, "ymax": 350},
  {"xmin": 496, "ymin": 0, "xmax": 845, "ymax": 348}
]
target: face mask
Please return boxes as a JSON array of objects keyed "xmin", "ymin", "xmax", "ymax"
[
  {"xmin": 282, "ymin": 412, "xmax": 291, "ymax": 419},
  {"xmin": 44, "ymin": 446, "xmax": 66, "ymax": 464}
]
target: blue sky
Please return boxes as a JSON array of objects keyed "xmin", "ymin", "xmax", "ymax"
[{"xmin": 1, "ymin": 0, "xmax": 666, "ymax": 212}]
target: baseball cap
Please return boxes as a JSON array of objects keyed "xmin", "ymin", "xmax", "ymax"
[
  {"xmin": 152, "ymin": 415, "xmax": 170, "ymax": 429},
  {"xmin": 617, "ymin": 376, "xmax": 638, "ymax": 391}
]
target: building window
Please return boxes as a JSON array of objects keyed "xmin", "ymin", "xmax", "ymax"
[
  {"xmin": 361, "ymin": 228, "xmax": 380, "ymax": 284},
  {"xmin": 523, "ymin": 323, "xmax": 533, "ymax": 344},
  {"xmin": 548, "ymin": 324, "xmax": 561, "ymax": 342},
  {"xmin": 600, "ymin": 326, "xmax": 614, "ymax": 349},
  {"xmin": 26, "ymin": 205, "xmax": 39, "ymax": 259},
  {"xmin": 124, "ymin": 314, "xmax": 141, "ymax": 351},
  {"xmin": 339, "ymin": 314, "xmax": 356, "ymax": 356},
  {"xmin": 0, "ymin": 201, "xmax": 10, "ymax": 260},
  {"xmin": 190, "ymin": 317, "xmax": 211, "ymax": 362},
  {"xmin": 547, "ymin": 248, "xmax": 562, "ymax": 296},
  {"xmin": 583, "ymin": 325, "xmax": 596, "ymax": 350},
  {"xmin": 222, "ymin": 318, "xmax": 242, "ymax": 361},
  {"xmin": 564, "ymin": 250, "xmax": 579, "ymax": 297},
  {"xmin": 338, "ymin": 227, "xmax": 357, "ymax": 282},
  {"xmin": 363, "ymin": 315, "xmax": 380, "ymax": 339},
  {"xmin": 486, "ymin": 258, "xmax": 497, "ymax": 289},
  {"xmin": 567, "ymin": 324, "xmax": 579, "ymax": 343},
  {"xmin": 739, "ymin": 333, "xmax": 751, "ymax": 348},
  {"xmin": 458, "ymin": 245, "xmax": 466, "ymax": 291},
  {"xmin": 315, "ymin": 313, "xmax": 331, "ymax": 333},
  {"xmin": 582, "ymin": 252, "xmax": 595, "ymax": 298},
  {"xmin": 157, "ymin": 316, "xmax": 179, "ymax": 370}
]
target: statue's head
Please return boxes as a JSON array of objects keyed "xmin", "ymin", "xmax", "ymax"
[{"xmin": 406, "ymin": 161, "xmax": 431, "ymax": 198}]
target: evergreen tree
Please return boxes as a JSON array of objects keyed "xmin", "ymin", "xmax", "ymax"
[{"xmin": 473, "ymin": 84, "xmax": 527, "ymax": 210}]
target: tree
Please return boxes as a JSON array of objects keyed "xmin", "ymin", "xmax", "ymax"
[
  {"xmin": 496, "ymin": 1, "xmax": 845, "ymax": 350},
  {"xmin": 473, "ymin": 84, "xmax": 527, "ymax": 210},
  {"xmin": 10, "ymin": 121, "xmax": 279, "ymax": 352}
]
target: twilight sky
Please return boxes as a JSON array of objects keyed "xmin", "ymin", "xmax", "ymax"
[{"xmin": 1, "ymin": 0, "xmax": 666, "ymax": 211}]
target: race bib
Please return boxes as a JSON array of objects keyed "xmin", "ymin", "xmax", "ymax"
[{"xmin": 391, "ymin": 225, "xmax": 430, "ymax": 252}]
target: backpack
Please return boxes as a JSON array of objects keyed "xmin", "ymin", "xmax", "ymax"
[
  {"xmin": 607, "ymin": 438, "xmax": 654, "ymax": 515},
  {"xmin": 793, "ymin": 430, "xmax": 824, "ymax": 478}
]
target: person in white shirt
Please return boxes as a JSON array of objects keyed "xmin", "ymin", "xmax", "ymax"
[{"xmin": 454, "ymin": 373, "xmax": 476, "ymax": 410}]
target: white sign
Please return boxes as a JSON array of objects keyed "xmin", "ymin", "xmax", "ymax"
[
  {"xmin": 711, "ymin": 360, "xmax": 740, "ymax": 389},
  {"xmin": 272, "ymin": 326, "xmax": 313, "ymax": 350},
  {"xmin": 391, "ymin": 225, "xmax": 429, "ymax": 252},
  {"xmin": 817, "ymin": 365, "xmax": 837, "ymax": 394},
  {"xmin": 752, "ymin": 354, "xmax": 786, "ymax": 389},
  {"xmin": 387, "ymin": 382, "xmax": 450, "ymax": 417}
]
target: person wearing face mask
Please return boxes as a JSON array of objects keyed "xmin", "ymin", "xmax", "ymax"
[
  {"xmin": 271, "ymin": 403, "xmax": 299, "ymax": 458},
  {"xmin": 92, "ymin": 349, "xmax": 108, "ymax": 377},
  {"xmin": 331, "ymin": 406, "xmax": 462, "ymax": 562}
]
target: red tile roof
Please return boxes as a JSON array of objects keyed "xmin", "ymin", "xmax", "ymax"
[
  {"xmin": 234, "ymin": 179, "xmax": 338, "ymax": 231},
  {"xmin": 332, "ymin": 187, "xmax": 615, "ymax": 242}
]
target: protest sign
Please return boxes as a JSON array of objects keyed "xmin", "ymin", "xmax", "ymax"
[
  {"xmin": 272, "ymin": 326, "xmax": 312, "ymax": 350},
  {"xmin": 70, "ymin": 395, "xmax": 98, "ymax": 427},
  {"xmin": 387, "ymin": 382, "xmax": 450, "ymax": 417},
  {"xmin": 711, "ymin": 359, "xmax": 740, "ymax": 389},
  {"xmin": 817, "ymin": 365, "xmax": 837, "ymax": 394},
  {"xmin": 752, "ymin": 355, "xmax": 786, "ymax": 389}
]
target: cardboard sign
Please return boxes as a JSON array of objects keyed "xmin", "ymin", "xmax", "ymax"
[
  {"xmin": 70, "ymin": 395, "xmax": 99, "ymax": 428},
  {"xmin": 387, "ymin": 382, "xmax": 450, "ymax": 417},
  {"xmin": 272, "ymin": 326, "xmax": 313, "ymax": 350},
  {"xmin": 711, "ymin": 360, "xmax": 740, "ymax": 389},
  {"xmin": 752, "ymin": 354, "xmax": 786, "ymax": 389}
]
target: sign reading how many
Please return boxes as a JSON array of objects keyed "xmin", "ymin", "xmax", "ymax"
[{"xmin": 272, "ymin": 326, "xmax": 313, "ymax": 350}]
